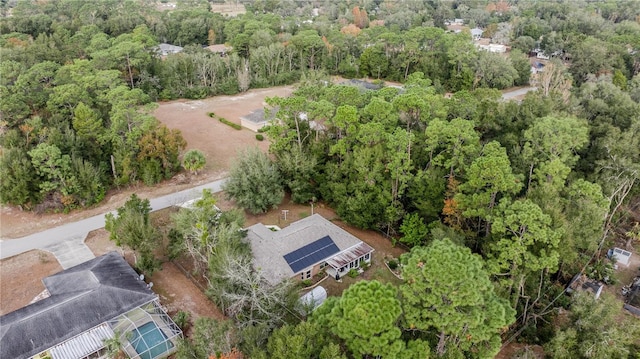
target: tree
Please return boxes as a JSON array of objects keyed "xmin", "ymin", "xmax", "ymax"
[
  {"xmin": 316, "ymin": 280, "xmax": 404, "ymax": 358},
  {"xmin": 172, "ymin": 189, "xmax": 246, "ymax": 275},
  {"xmin": 545, "ymin": 292, "xmax": 640, "ymax": 359},
  {"xmin": 457, "ymin": 141, "xmax": 522, "ymax": 236},
  {"xmin": 0, "ymin": 148, "xmax": 39, "ymax": 207},
  {"xmin": 137, "ymin": 123, "xmax": 186, "ymax": 185},
  {"xmin": 537, "ymin": 59, "xmax": 571, "ymax": 102},
  {"xmin": 257, "ymin": 321, "xmax": 346, "ymax": 359},
  {"xmin": 510, "ymin": 49, "xmax": 532, "ymax": 86},
  {"xmin": 208, "ymin": 251, "xmax": 297, "ymax": 329},
  {"xmin": 72, "ymin": 102, "xmax": 105, "ymax": 161},
  {"xmin": 223, "ymin": 147, "xmax": 284, "ymax": 214},
  {"xmin": 290, "ymin": 30, "xmax": 325, "ymax": 70},
  {"xmin": 568, "ymin": 36, "xmax": 624, "ymax": 86},
  {"xmin": 511, "ymin": 36, "xmax": 536, "ymax": 54},
  {"xmin": 521, "ymin": 115, "xmax": 589, "ymax": 192},
  {"xmin": 265, "ymin": 96, "xmax": 313, "ymax": 154},
  {"xmin": 175, "ymin": 318, "xmax": 240, "ymax": 359},
  {"xmin": 400, "ymin": 239, "xmax": 515, "ymax": 358},
  {"xmin": 103, "ymin": 331, "xmax": 126, "ymax": 359},
  {"xmin": 557, "ymin": 180, "xmax": 609, "ymax": 275},
  {"xmin": 399, "ymin": 212, "xmax": 429, "ymax": 247},
  {"xmin": 182, "ymin": 149, "xmax": 206, "ymax": 175},
  {"xmin": 71, "ymin": 157, "xmax": 106, "ymax": 207},
  {"xmin": 105, "ymin": 194, "xmax": 159, "ymax": 274},
  {"xmin": 424, "ymin": 118, "xmax": 481, "ymax": 177},
  {"xmin": 359, "ymin": 45, "xmax": 388, "ymax": 79},
  {"xmin": 474, "ymin": 51, "xmax": 518, "ymax": 89},
  {"xmin": 487, "ymin": 199, "xmax": 561, "ymax": 307},
  {"xmin": 275, "ymin": 147, "xmax": 318, "ymax": 204},
  {"xmin": 28, "ymin": 143, "xmax": 76, "ymax": 199}
]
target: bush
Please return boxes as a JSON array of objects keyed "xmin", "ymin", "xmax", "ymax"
[
  {"xmin": 173, "ymin": 310, "xmax": 191, "ymax": 331},
  {"xmin": 182, "ymin": 149, "xmax": 206, "ymax": 174},
  {"xmin": 207, "ymin": 112, "xmax": 216, "ymax": 118},
  {"xmin": 301, "ymin": 279, "xmax": 312, "ymax": 287},
  {"xmin": 219, "ymin": 118, "xmax": 242, "ymax": 130},
  {"xmin": 255, "ymin": 134, "xmax": 264, "ymax": 141},
  {"xmin": 348, "ymin": 268, "xmax": 359, "ymax": 278},
  {"xmin": 387, "ymin": 259, "xmax": 398, "ymax": 270}
]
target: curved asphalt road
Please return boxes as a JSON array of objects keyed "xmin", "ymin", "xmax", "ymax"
[{"xmin": 0, "ymin": 178, "xmax": 227, "ymax": 263}]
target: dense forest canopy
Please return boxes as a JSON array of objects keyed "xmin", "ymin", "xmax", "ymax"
[
  {"xmin": 2, "ymin": 0, "xmax": 640, "ymax": 357},
  {"xmin": 1, "ymin": 0, "xmax": 639, "ymax": 211}
]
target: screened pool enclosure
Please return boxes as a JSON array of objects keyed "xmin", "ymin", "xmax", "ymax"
[{"xmin": 108, "ymin": 300, "xmax": 182, "ymax": 359}]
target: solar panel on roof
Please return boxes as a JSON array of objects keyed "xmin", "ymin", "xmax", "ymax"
[{"xmin": 284, "ymin": 236, "xmax": 340, "ymax": 273}]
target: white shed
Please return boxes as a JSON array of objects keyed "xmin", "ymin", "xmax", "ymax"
[
  {"xmin": 299, "ymin": 286, "xmax": 327, "ymax": 311},
  {"xmin": 611, "ymin": 247, "xmax": 632, "ymax": 266}
]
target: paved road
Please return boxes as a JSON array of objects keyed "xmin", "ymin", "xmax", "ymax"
[
  {"xmin": 502, "ymin": 86, "xmax": 537, "ymax": 100},
  {"xmin": 0, "ymin": 178, "xmax": 228, "ymax": 264}
]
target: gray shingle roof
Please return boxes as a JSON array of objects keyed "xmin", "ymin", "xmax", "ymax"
[
  {"xmin": 247, "ymin": 214, "xmax": 367, "ymax": 285},
  {"xmin": 0, "ymin": 251, "xmax": 156, "ymax": 359}
]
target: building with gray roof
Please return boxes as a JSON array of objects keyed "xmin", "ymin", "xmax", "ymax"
[
  {"xmin": 247, "ymin": 214, "xmax": 374, "ymax": 285},
  {"xmin": 0, "ymin": 251, "xmax": 181, "ymax": 359},
  {"xmin": 471, "ymin": 28, "xmax": 484, "ymax": 40},
  {"xmin": 155, "ymin": 43, "xmax": 183, "ymax": 57}
]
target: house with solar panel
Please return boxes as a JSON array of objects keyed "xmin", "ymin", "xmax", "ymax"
[
  {"xmin": 247, "ymin": 214, "xmax": 375, "ymax": 285},
  {"xmin": 0, "ymin": 251, "xmax": 182, "ymax": 359}
]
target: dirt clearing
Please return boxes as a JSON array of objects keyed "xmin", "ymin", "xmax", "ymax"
[{"xmin": 0, "ymin": 250, "xmax": 61, "ymax": 315}]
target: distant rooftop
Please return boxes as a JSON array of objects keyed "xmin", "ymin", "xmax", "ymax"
[
  {"xmin": 0, "ymin": 252, "xmax": 156, "ymax": 359},
  {"xmin": 471, "ymin": 28, "xmax": 484, "ymax": 37},
  {"xmin": 340, "ymin": 79, "xmax": 383, "ymax": 91},
  {"xmin": 156, "ymin": 43, "xmax": 183, "ymax": 56},
  {"xmin": 241, "ymin": 108, "xmax": 269, "ymax": 124},
  {"xmin": 205, "ymin": 44, "xmax": 232, "ymax": 53}
]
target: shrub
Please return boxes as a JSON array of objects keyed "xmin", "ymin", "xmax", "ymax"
[
  {"xmin": 207, "ymin": 112, "xmax": 216, "ymax": 118},
  {"xmin": 182, "ymin": 149, "xmax": 206, "ymax": 175},
  {"xmin": 255, "ymin": 134, "xmax": 264, "ymax": 141},
  {"xmin": 387, "ymin": 259, "xmax": 398, "ymax": 270},
  {"xmin": 173, "ymin": 310, "xmax": 191, "ymax": 331},
  {"xmin": 219, "ymin": 118, "xmax": 242, "ymax": 130},
  {"xmin": 301, "ymin": 279, "xmax": 312, "ymax": 287},
  {"xmin": 348, "ymin": 268, "xmax": 359, "ymax": 278}
]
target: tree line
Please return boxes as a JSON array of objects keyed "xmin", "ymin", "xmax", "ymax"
[{"xmin": 2, "ymin": 0, "xmax": 639, "ymax": 211}]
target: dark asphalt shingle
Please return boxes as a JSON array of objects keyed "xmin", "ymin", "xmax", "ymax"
[{"xmin": 0, "ymin": 251, "xmax": 156, "ymax": 359}]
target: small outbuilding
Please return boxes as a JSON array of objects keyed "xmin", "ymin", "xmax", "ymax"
[
  {"xmin": 609, "ymin": 247, "xmax": 632, "ymax": 267},
  {"xmin": 240, "ymin": 108, "xmax": 275, "ymax": 132},
  {"xmin": 624, "ymin": 278, "xmax": 640, "ymax": 317},
  {"xmin": 470, "ymin": 28, "xmax": 484, "ymax": 40},
  {"xmin": 205, "ymin": 44, "xmax": 232, "ymax": 56},
  {"xmin": 155, "ymin": 43, "xmax": 183, "ymax": 56},
  {"xmin": 567, "ymin": 273, "xmax": 604, "ymax": 300},
  {"xmin": 299, "ymin": 286, "xmax": 327, "ymax": 312}
]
